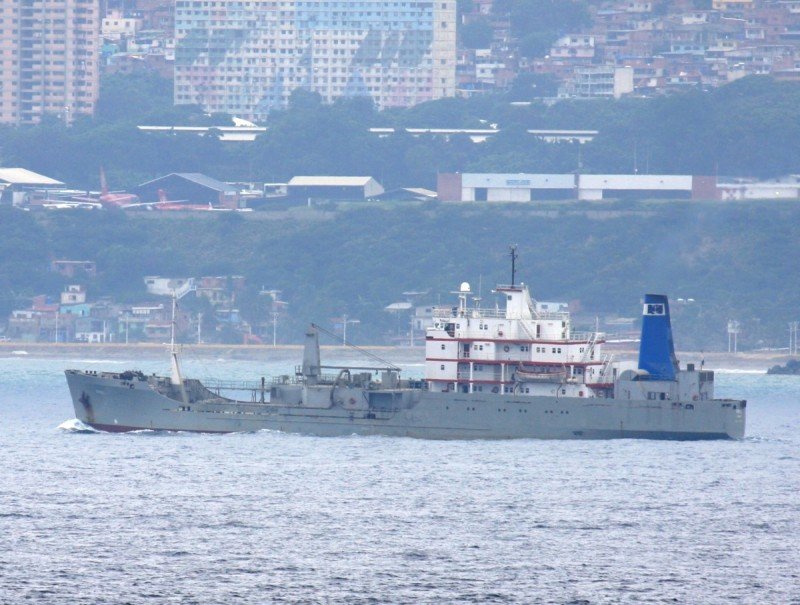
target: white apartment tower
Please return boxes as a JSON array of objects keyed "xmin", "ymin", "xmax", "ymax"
[
  {"xmin": 0, "ymin": 0, "xmax": 100, "ymax": 125},
  {"xmin": 173, "ymin": 0, "xmax": 457, "ymax": 121}
]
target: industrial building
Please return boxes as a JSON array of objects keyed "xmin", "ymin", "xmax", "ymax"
[
  {"xmin": 717, "ymin": 177, "xmax": 800, "ymax": 200},
  {"xmin": 0, "ymin": 168, "xmax": 64, "ymax": 205},
  {"xmin": 287, "ymin": 176, "xmax": 384, "ymax": 201},
  {"xmin": 134, "ymin": 173, "xmax": 240, "ymax": 207},
  {"xmin": 437, "ymin": 173, "xmax": 720, "ymax": 202},
  {"xmin": 173, "ymin": 0, "xmax": 457, "ymax": 120},
  {"xmin": 0, "ymin": 0, "xmax": 100, "ymax": 124}
]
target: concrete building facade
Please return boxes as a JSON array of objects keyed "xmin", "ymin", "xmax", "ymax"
[
  {"xmin": 287, "ymin": 176, "xmax": 384, "ymax": 200},
  {"xmin": 0, "ymin": 0, "xmax": 100, "ymax": 124},
  {"xmin": 173, "ymin": 0, "xmax": 457, "ymax": 120},
  {"xmin": 438, "ymin": 173, "xmax": 720, "ymax": 202}
]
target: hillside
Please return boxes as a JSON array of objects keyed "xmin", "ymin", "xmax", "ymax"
[{"xmin": 1, "ymin": 201, "xmax": 798, "ymax": 349}]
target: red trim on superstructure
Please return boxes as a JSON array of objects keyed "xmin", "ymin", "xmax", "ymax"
[
  {"xmin": 425, "ymin": 357, "xmax": 605, "ymax": 367},
  {"xmin": 427, "ymin": 336, "xmax": 604, "ymax": 345},
  {"xmin": 427, "ymin": 378, "xmax": 510, "ymax": 384}
]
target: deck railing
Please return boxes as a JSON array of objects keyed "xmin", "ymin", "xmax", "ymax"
[{"xmin": 431, "ymin": 306, "xmax": 571, "ymax": 321}]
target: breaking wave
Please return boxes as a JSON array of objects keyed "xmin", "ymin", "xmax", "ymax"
[{"xmin": 57, "ymin": 418, "xmax": 98, "ymax": 433}]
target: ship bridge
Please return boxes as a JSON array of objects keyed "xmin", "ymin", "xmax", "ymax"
[{"xmin": 425, "ymin": 281, "xmax": 612, "ymax": 397}]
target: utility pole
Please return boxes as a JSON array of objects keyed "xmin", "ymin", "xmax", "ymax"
[
  {"xmin": 727, "ymin": 320, "xmax": 740, "ymax": 354},
  {"xmin": 259, "ymin": 288, "xmax": 285, "ymax": 347}
]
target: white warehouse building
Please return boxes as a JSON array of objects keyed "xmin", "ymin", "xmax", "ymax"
[{"xmin": 437, "ymin": 173, "xmax": 719, "ymax": 202}]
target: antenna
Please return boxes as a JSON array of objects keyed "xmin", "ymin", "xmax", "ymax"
[{"xmin": 510, "ymin": 245, "xmax": 518, "ymax": 286}]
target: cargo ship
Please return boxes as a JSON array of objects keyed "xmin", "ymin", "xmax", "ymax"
[{"xmin": 66, "ymin": 274, "xmax": 745, "ymax": 440}]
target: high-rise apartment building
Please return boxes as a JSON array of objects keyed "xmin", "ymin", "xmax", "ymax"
[
  {"xmin": 174, "ymin": 0, "xmax": 456, "ymax": 121},
  {"xmin": 0, "ymin": 0, "xmax": 100, "ymax": 125}
]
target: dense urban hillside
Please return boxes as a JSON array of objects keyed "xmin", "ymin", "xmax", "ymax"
[
  {"xmin": 1, "ymin": 201, "xmax": 798, "ymax": 349},
  {"xmin": 2, "ymin": 75, "xmax": 800, "ymax": 191}
]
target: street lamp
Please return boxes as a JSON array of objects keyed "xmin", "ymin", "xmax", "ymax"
[
  {"xmin": 259, "ymin": 288, "xmax": 286, "ymax": 347},
  {"xmin": 341, "ymin": 314, "xmax": 360, "ymax": 346}
]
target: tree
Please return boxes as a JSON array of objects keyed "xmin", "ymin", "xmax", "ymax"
[{"xmin": 461, "ymin": 19, "xmax": 493, "ymax": 49}]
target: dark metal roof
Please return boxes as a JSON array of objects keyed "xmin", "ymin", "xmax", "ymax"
[{"xmin": 137, "ymin": 173, "xmax": 236, "ymax": 193}]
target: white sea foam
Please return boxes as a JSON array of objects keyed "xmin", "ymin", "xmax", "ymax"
[{"xmin": 57, "ymin": 418, "xmax": 98, "ymax": 433}]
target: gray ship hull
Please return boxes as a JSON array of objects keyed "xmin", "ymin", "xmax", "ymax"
[{"xmin": 66, "ymin": 371, "xmax": 746, "ymax": 440}]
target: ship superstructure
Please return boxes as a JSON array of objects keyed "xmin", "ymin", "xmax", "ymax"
[{"xmin": 425, "ymin": 281, "xmax": 614, "ymax": 399}]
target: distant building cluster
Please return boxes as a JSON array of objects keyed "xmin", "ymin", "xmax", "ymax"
[
  {"xmin": 5, "ymin": 164, "xmax": 800, "ymax": 210},
  {"xmin": 0, "ymin": 0, "xmax": 458, "ymax": 125},
  {"xmin": 0, "ymin": 166, "xmax": 441, "ymax": 210},
  {"xmin": 0, "ymin": 0, "xmax": 100, "ymax": 125},
  {"xmin": 458, "ymin": 0, "xmax": 800, "ymax": 99},
  {"xmin": 4, "ymin": 0, "xmax": 800, "ymax": 126},
  {"xmin": 101, "ymin": 0, "xmax": 175, "ymax": 79},
  {"xmin": 3, "ymin": 273, "xmax": 266, "ymax": 344},
  {"xmin": 172, "ymin": 0, "xmax": 457, "ymax": 119}
]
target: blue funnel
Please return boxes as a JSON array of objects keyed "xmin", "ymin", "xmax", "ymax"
[{"xmin": 638, "ymin": 294, "xmax": 679, "ymax": 380}]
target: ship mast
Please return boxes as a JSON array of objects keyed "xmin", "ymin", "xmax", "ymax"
[
  {"xmin": 510, "ymin": 244, "xmax": 518, "ymax": 286},
  {"xmin": 169, "ymin": 291, "xmax": 189, "ymax": 405}
]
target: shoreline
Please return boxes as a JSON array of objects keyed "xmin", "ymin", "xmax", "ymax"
[{"xmin": 0, "ymin": 342, "xmax": 793, "ymax": 370}]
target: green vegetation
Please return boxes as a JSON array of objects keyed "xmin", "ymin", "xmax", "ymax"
[
  {"xmin": 1, "ymin": 202, "xmax": 799, "ymax": 350},
  {"xmin": 460, "ymin": 19, "xmax": 494, "ymax": 49},
  {"xmin": 2, "ymin": 74, "xmax": 800, "ymax": 193},
  {"xmin": 493, "ymin": 0, "xmax": 593, "ymax": 58}
]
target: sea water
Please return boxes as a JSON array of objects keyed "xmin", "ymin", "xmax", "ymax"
[{"xmin": 1, "ymin": 352, "xmax": 798, "ymax": 604}]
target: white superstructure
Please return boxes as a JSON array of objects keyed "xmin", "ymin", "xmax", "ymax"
[{"xmin": 425, "ymin": 282, "xmax": 616, "ymax": 398}]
